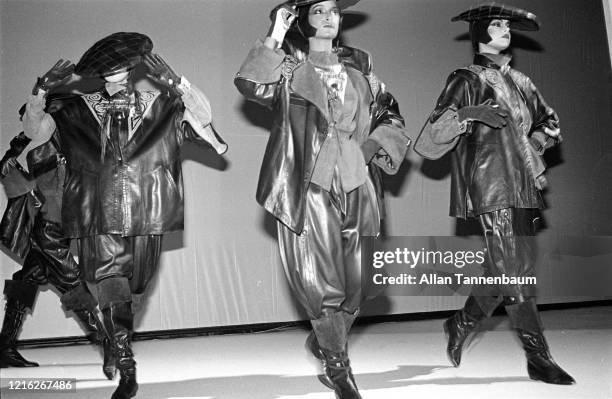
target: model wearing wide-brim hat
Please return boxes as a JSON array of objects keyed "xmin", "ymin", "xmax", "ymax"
[
  {"xmin": 451, "ymin": 2, "xmax": 540, "ymax": 31},
  {"xmin": 415, "ymin": 1, "xmax": 576, "ymax": 388}
]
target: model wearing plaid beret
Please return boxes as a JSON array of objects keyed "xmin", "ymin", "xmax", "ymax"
[
  {"xmin": 415, "ymin": 3, "xmax": 574, "ymax": 385},
  {"xmin": 22, "ymin": 32, "xmax": 227, "ymax": 399}
]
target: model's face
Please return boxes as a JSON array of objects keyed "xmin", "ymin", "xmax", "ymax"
[
  {"xmin": 308, "ymin": 1, "xmax": 340, "ymax": 40},
  {"xmin": 486, "ymin": 19, "xmax": 511, "ymax": 51},
  {"xmin": 104, "ymin": 70, "xmax": 130, "ymax": 83}
]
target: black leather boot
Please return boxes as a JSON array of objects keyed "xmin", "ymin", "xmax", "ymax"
[
  {"xmin": 0, "ymin": 280, "xmax": 39, "ymax": 368},
  {"xmin": 62, "ymin": 285, "xmax": 115, "ymax": 380},
  {"xmin": 444, "ymin": 295, "xmax": 498, "ymax": 367},
  {"xmin": 506, "ymin": 299, "xmax": 575, "ymax": 385},
  {"xmin": 102, "ymin": 302, "xmax": 138, "ymax": 399},
  {"xmin": 73, "ymin": 309, "xmax": 115, "ymax": 380}
]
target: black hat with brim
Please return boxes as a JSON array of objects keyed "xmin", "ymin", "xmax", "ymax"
[
  {"xmin": 280, "ymin": 0, "xmax": 360, "ymax": 10},
  {"xmin": 451, "ymin": 3, "xmax": 540, "ymax": 31},
  {"xmin": 75, "ymin": 32, "xmax": 153, "ymax": 78}
]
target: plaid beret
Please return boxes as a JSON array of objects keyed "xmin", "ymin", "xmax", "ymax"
[
  {"xmin": 75, "ymin": 32, "xmax": 153, "ymax": 78},
  {"xmin": 451, "ymin": 3, "xmax": 540, "ymax": 31}
]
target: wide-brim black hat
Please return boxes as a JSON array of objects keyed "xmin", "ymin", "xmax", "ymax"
[
  {"xmin": 280, "ymin": 0, "xmax": 360, "ymax": 10},
  {"xmin": 451, "ymin": 2, "xmax": 540, "ymax": 31},
  {"xmin": 75, "ymin": 32, "xmax": 153, "ymax": 78}
]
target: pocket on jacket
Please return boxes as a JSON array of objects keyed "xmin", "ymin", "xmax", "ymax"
[{"xmin": 141, "ymin": 165, "xmax": 182, "ymax": 225}]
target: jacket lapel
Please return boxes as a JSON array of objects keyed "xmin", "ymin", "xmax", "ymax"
[{"xmin": 290, "ymin": 62, "xmax": 330, "ymax": 121}]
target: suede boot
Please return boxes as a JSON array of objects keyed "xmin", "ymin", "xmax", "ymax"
[{"xmin": 312, "ymin": 312, "xmax": 361, "ymax": 399}]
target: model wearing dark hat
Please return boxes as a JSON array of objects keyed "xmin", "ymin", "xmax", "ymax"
[
  {"xmin": 23, "ymin": 32, "xmax": 227, "ymax": 399},
  {"xmin": 0, "ymin": 107, "xmax": 113, "ymax": 378},
  {"xmin": 236, "ymin": 1, "xmax": 410, "ymax": 398},
  {"xmin": 414, "ymin": 3, "xmax": 574, "ymax": 385}
]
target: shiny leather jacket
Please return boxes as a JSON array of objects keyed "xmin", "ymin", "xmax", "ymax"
[
  {"xmin": 423, "ymin": 54, "xmax": 560, "ymax": 218},
  {"xmin": 0, "ymin": 134, "xmax": 63, "ymax": 257},
  {"xmin": 47, "ymin": 91, "xmax": 205, "ymax": 237},
  {"xmin": 235, "ymin": 43, "xmax": 410, "ymax": 233}
]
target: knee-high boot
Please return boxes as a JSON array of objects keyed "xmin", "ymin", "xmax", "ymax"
[
  {"xmin": 0, "ymin": 280, "xmax": 39, "ymax": 368},
  {"xmin": 444, "ymin": 295, "xmax": 502, "ymax": 367},
  {"xmin": 102, "ymin": 302, "xmax": 138, "ymax": 399},
  {"xmin": 307, "ymin": 311, "xmax": 357, "ymax": 389},
  {"xmin": 311, "ymin": 312, "xmax": 361, "ymax": 399},
  {"xmin": 61, "ymin": 284, "xmax": 115, "ymax": 380},
  {"xmin": 505, "ymin": 298, "xmax": 575, "ymax": 385}
]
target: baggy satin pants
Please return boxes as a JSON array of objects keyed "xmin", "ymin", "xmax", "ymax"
[
  {"xmin": 277, "ymin": 174, "xmax": 380, "ymax": 319},
  {"xmin": 470, "ymin": 207, "xmax": 540, "ymax": 305}
]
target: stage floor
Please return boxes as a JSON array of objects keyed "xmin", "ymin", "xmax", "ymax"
[{"xmin": 1, "ymin": 305, "xmax": 611, "ymax": 399}]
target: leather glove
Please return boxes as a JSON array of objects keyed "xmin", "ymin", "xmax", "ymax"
[
  {"xmin": 32, "ymin": 59, "xmax": 75, "ymax": 95},
  {"xmin": 144, "ymin": 53, "xmax": 182, "ymax": 94},
  {"xmin": 457, "ymin": 100, "xmax": 508, "ymax": 129},
  {"xmin": 268, "ymin": 4, "xmax": 297, "ymax": 47}
]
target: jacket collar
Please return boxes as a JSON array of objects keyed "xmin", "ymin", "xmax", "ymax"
[
  {"xmin": 290, "ymin": 46, "xmax": 372, "ymax": 121},
  {"xmin": 473, "ymin": 53, "xmax": 512, "ymax": 70}
]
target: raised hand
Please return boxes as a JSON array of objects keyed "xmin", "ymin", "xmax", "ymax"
[
  {"xmin": 143, "ymin": 53, "xmax": 181, "ymax": 92},
  {"xmin": 457, "ymin": 100, "xmax": 508, "ymax": 129},
  {"xmin": 32, "ymin": 59, "xmax": 75, "ymax": 95},
  {"xmin": 268, "ymin": 4, "xmax": 297, "ymax": 47}
]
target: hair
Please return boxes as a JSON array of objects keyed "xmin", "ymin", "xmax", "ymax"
[{"xmin": 469, "ymin": 19, "xmax": 493, "ymax": 52}]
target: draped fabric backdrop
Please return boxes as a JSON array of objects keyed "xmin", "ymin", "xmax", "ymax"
[{"xmin": 1, "ymin": 0, "xmax": 611, "ymax": 339}]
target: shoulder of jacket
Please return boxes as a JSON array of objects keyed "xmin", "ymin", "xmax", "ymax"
[
  {"xmin": 338, "ymin": 46, "xmax": 373, "ymax": 75},
  {"xmin": 508, "ymin": 68, "xmax": 533, "ymax": 89}
]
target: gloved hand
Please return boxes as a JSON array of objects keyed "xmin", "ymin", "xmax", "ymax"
[
  {"xmin": 32, "ymin": 59, "xmax": 75, "ymax": 95},
  {"xmin": 457, "ymin": 100, "xmax": 508, "ymax": 129},
  {"xmin": 267, "ymin": 4, "xmax": 297, "ymax": 47},
  {"xmin": 144, "ymin": 53, "xmax": 182, "ymax": 94}
]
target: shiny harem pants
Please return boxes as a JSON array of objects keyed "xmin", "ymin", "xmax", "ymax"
[{"xmin": 277, "ymin": 175, "xmax": 380, "ymax": 319}]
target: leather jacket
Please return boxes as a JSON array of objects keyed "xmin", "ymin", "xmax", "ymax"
[
  {"xmin": 235, "ymin": 43, "xmax": 410, "ymax": 233},
  {"xmin": 47, "ymin": 91, "xmax": 207, "ymax": 237},
  {"xmin": 0, "ymin": 134, "xmax": 63, "ymax": 257},
  {"xmin": 418, "ymin": 54, "xmax": 560, "ymax": 218}
]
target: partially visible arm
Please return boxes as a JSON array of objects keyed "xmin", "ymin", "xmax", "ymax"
[
  {"xmin": 23, "ymin": 90, "xmax": 56, "ymax": 142},
  {"xmin": 365, "ymin": 81, "xmax": 411, "ymax": 174},
  {"xmin": 234, "ymin": 40, "xmax": 287, "ymax": 108},
  {"xmin": 178, "ymin": 78, "xmax": 227, "ymax": 154},
  {"xmin": 415, "ymin": 70, "xmax": 477, "ymax": 160},
  {"xmin": 527, "ymin": 79, "xmax": 561, "ymax": 155}
]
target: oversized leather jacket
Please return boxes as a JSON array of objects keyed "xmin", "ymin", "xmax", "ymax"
[
  {"xmin": 417, "ymin": 54, "xmax": 561, "ymax": 219},
  {"xmin": 43, "ymin": 91, "xmax": 208, "ymax": 237},
  {"xmin": 0, "ymin": 134, "xmax": 64, "ymax": 257},
  {"xmin": 235, "ymin": 42, "xmax": 410, "ymax": 233}
]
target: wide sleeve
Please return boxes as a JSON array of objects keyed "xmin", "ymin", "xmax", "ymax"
[
  {"xmin": 179, "ymin": 77, "xmax": 228, "ymax": 154},
  {"xmin": 365, "ymin": 79, "xmax": 411, "ymax": 175},
  {"xmin": 23, "ymin": 91, "xmax": 56, "ymax": 143},
  {"xmin": 234, "ymin": 40, "xmax": 287, "ymax": 108},
  {"xmin": 525, "ymin": 77, "xmax": 561, "ymax": 155},
  {"xmin": 414, "ymin": 70, "xmax": 475, "ymax": 160}
]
